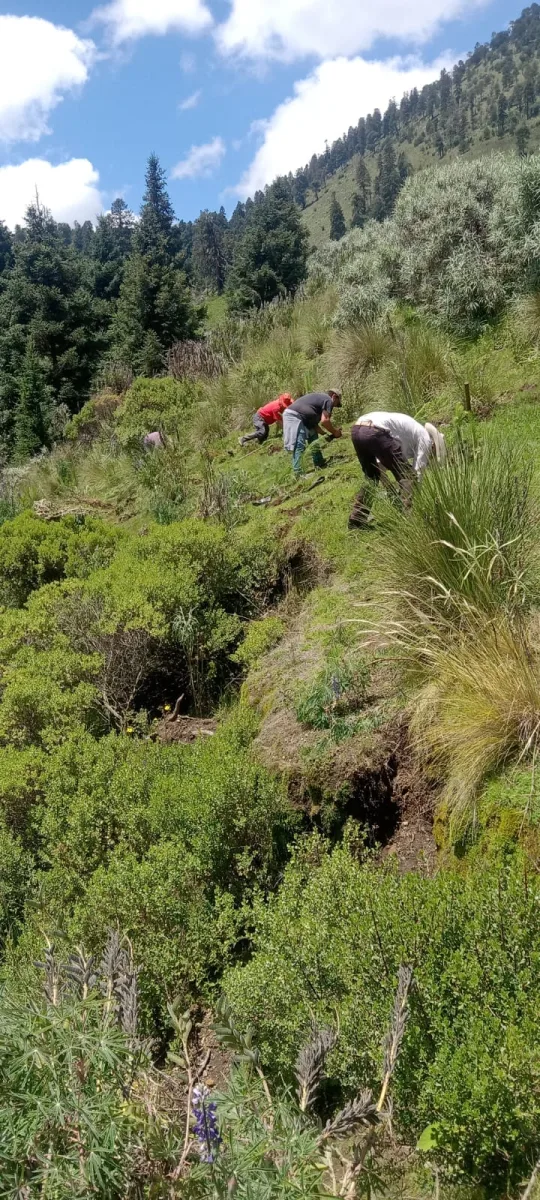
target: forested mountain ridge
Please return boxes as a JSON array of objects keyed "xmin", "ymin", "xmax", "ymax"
[{"xmin": 295, "ymin": 2, "xmax": 540, "ymax": 243}]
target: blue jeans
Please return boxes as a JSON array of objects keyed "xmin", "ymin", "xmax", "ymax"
[{"xmin": 293, "ymin": 423, "xmax": 325, "ymax": 476}]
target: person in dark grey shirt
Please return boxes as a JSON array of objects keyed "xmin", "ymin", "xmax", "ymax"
[{"xmin": 282, "ymin": 389, "xmax": 342, "ymax": 476}]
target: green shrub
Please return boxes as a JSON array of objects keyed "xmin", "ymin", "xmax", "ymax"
[
  {"xmin": 234, "ymin": 616, "xmax": 286, "ymax": 667},
  {"xmin": 0, "ymin": 938, "xmax": 143, "ymax": 1197},
  {"xmin": 115, "ymin": 376, "xmax": 203, "ymax": 444},
  {"xmin": 0, "ymin": 747, "xmax": 45, "ymax": 842},
  {"xmin": 24, "ymin": 714, "xmax": 296, "ymax": 1028},
  {"xmin": 65, "ymin": 390, "xmax": 121, "ymax": 443},
  {"xmin": 0, "ymin": 518, "xmax": 285, "ymax": 738},
  {"xmin": 225, "ymin": 836, "xmax": 540, "ymax": 1193},
  {"xmin": 0, "ymin": 826, "xmax": 34, "ymax": 952},
  {"xmin": 294, "ymin": 656, "xmax": 371, "ymax": 741},
  {"xmin": 0, "ymin": 513, "xmax": 124, "ymax": 607}
]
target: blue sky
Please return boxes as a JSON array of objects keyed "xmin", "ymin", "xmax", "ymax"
[{"xmin": 0, "ymin": 0, "xmax": 527, "ymax": 228}]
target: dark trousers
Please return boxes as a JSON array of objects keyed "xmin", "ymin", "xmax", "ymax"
[
  {"xmin": 349, "ymin": 424, "xmax": 413, "ymax": 527},
  {"xmin": 243, "ymin": 414, "xmax": 270, "ymax": 444}
]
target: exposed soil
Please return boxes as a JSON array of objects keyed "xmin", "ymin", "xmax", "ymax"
[
  {"xmin": 155, "ymin": 714, "xmax": 217, "ymax": 744},
  {"xmin": 381, "ymin": 735, "xmax": 438, "ymax": 873},
  {"xmin": 195, "ymin": 1011, "xmax": 235, "ymax": 1091}
]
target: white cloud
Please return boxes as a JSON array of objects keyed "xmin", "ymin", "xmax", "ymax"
[
  {"xmin": 172, "ymin": 136, "xmax": 226, "ymax": 179},
  {"xmin": 217, "ymin": 0, "xmax": 485, "ymax": 61},
  {"xmin": 0, "ymin": 15, "xmax": 94, "ymax": 143},
  {"xmin": 0, "ymin": 159, "xmax": 104, "ymax": 229},
  {"xmin": 179, "ymin": 89, "xmax": 202, "ymax": 110},
  {"xmin": 234, "ymin": 54, "xmax": 452, "ymax": 197},
  {"xmin": 94, "ymin": 0, "xmax": 212, "ymax": 44}
]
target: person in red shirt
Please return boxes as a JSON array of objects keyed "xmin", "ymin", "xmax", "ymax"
[{"xmin": 239, "ymin": 393, "xmax": 294, "ymax": 446}]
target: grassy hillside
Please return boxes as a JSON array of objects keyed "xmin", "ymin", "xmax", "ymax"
[
  {"xmin": 301, "ymin": 118, "xmax": 540, "ymax": 247},
  {"xmin": 6, "ymin": 143, "xmax": 540, "ymax": 1196}
]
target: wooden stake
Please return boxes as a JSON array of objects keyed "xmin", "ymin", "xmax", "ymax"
[{"xmin": 463, "ymin": 382, "xmax": 472, "ymax": 412}]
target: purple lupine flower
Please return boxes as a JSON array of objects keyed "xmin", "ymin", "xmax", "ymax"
[{"xmin": 192, "ymin": 1084, "xmax": 221, "ymax": 1163}]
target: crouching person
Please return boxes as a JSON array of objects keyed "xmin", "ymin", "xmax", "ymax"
[
  {"xmin": 283, "ymin": 389, "xmax": 342, "ymax": 477},
  {"xmin": 240, "ymin": 393, "xmax": 293, "ymax": 446},
  {"xmin": 348, "ymin": 411, "xmax": 445, "ymax": 529}
]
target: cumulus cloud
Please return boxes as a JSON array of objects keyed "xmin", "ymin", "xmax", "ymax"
[
  {"xmin": 0, "ymin": 15, "xmax": 94, "ymax": 143},
  {"xmin": 179, "ymin": 89, "xmax": 202, "ymax": 110},
  {"xmin": 233, "ymin": 54, "xmax": 451, "ymax": 197},
  {"xmin": 94, "ymin": 0, "xmax": 212, "ymax": 44},
  {"xmin": 217, "ymin": 0, "xmax": 484, "ymax": 61},
  {"xmin": 0, "ymin": 159, "xmax": 104, "ymax": 229},
  {"xmin": 172, "ymin": 137, "xmax": 226, "ymax": 179}
]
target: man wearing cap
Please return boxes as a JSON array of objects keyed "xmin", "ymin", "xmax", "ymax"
[
  {"xmin": 348, "ymin": 410, "xmax": 446, "ymax": 529},
  {"xmin": 283, "ymin": 388, "xmax": 343, "ymax": 477}
]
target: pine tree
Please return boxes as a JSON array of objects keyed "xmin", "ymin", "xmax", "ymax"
[
  {"xmin": 93, "ymin": 199, "xmax": 135, "ymax": 300},
  {"xmin": 137, "ymin": 153, "xmax": 175, "ymax": 258},
  {"xmin": 516, "ymin": 123, "xmax": 531, "ymax": 156},
  {"xmin": 372, "ymin": 139, "xmax": 404, "ymax": 220},
  {"xmin": 0, "ymin": 199, "xmax": 109, "ymax": 440},
  {"xmin": 192, "ymin": 210, "xmax": 228, "ymax": 293},
  {"xmin": 112, "ymin": 156, "xmax": 203, "ymax": 372},
  {"xmin": 329, "ymin": 195, "xmax": 346, "ymax": 241},
  {"xmin": 351, "ymin": 162, "xmax": 373, "ymax": 226},
  {"xmin": 228, "ymin": 179, "xmax": 308, "ymax": 310},
  {"xmin": 13, "ymin": 339, "xmax": 49, "ymax": 462},
  {"xmin": 112, "ymin": 252, "xmax": 203, "ymax": 374},
  {"xmin": 0, "ymin": 222, "xmax": 13, "ymax": 276}
]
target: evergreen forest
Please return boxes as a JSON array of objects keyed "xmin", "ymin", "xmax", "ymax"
[{"xmin": 6, "ymin": 8, "xmax": 540, "ymax": 1200}]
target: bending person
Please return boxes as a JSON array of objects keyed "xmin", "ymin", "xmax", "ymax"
[
  {"xmin": 239, "ymin": 393, "xmax": 293, "ymax": 446},
  {"xmin": 283, "ymin": 389, "xmax": 342, "ymax": 477},
  {"xmin": 348, "ymin": 411, "xmax": 445, "ymax": 529}
]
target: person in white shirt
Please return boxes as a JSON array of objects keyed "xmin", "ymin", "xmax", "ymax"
[{"xmin": 348, "ymin": 411, "xmax": 446, "ymax": 529}]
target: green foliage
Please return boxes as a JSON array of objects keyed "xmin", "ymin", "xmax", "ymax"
[
  {"xmin": 228, "ymin": 180, "xmax": 309, "ymax": 311},
  {"xmin": 26, "ymin": 714, "xmax": 296, "ymax": 1027},
  {"xmin": 112, "ymin": 155, "xmax": 204, "ymax": 374},
  {"xmin": 294, "ymin": 656, "xmax": 371, "ymax": 741},
  {"xmin": 0, "ymin": 825, "xmax": 34, "ymax": 951},
  {"xmin": 0, "ymin": 937, "xmax": 143, "ymax": 1197},
  {"xmin": 0, "ymin": 513, "xmax": 123, "ymax": 607},
  {"xmin": 13, "ymin": 340, "xmax": 50, "ymax": 464},
  {"xmin": 313, "ymin": 154, "xmax": 540, "ymax": 336},
  {"xmin": 225, "ymin": 836, "xmax": 540, "ymax": 1193},
  {"xmin": 233, "ymin": 616, "xmax": 286, "ymax": 668},
  {"xmin": 329, "ymin": 195, "xmax": 346, "ymax": 241},
  {"xmin": 0, "ymin": 200, "xmax": 109, "ymax": 445},
  {"xmin": 115, "ymin": 376, "xmax": 203, "ymax": 443}
]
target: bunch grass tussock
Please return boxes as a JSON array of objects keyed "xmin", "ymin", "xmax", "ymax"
[
  {"xmin": 411, "ymin": 616, "xmax": 540, "ymax": 828},
  {"xmin": 373, "ymin": 434, "xmax": 540, "ymax": 823}
]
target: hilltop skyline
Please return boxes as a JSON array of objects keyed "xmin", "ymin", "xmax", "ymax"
[{"xmin": 0, "ymin": 0, "xmax": 526, "ymax": 226}]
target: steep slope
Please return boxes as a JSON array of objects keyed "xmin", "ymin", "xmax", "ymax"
[{"xmin": 295, "ymin": 3, "xmax": 540, "ymax": 246}]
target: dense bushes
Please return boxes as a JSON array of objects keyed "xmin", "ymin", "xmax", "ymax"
[
  {"xmin": 225, "ymin": 835, "xmax": 540, "ymax": 1192},
  {"xmin": 0, "ymin": 512, "xmax": 123, "ymax": 607},
  {"xmin": 311, "ymin": 154, "xmax": 540, "ymax": 336},
  {"xmin": 114, "ymin": 376, "xmax": 204, "ymax": 444},
  {"xmin": 1, "ymin": 714, "xmax": 295, "ymax": 1030},
  {"xmin": 0, "ymin": 514, "xmax": 285, "ymax": 733}
]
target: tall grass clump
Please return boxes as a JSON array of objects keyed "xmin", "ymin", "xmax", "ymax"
[
  {"xmin": 381, "ymin": 437, "xmax": 540, "ymax": 633},
  {"xmin": 377, "ymin": 436, "xmax": 540, "ymax": 820}
]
